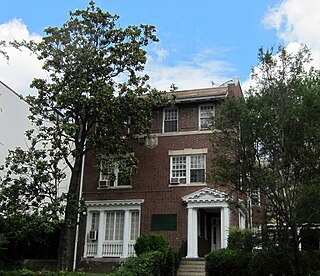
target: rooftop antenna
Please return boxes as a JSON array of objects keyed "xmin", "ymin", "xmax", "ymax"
[{"xmin": 170, "ymin": 83, "xmax": 178, "ymax": 92}]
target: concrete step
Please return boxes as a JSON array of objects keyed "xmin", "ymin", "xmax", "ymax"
[{"xmin": 177, "ymin": 259, "xmax": 206, "ymax": 276}]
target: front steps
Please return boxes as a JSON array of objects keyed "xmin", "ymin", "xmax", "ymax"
[{"xmin": 177, "ymin": 258, "xmax": 206, "ymax": 276}]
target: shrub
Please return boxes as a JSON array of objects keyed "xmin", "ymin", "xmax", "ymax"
[
  {"xmin": 112, "ymin": 234, "xmax": 176, "ymax": 276},
  {"xmin": 110, "ymin": 251, "xmax": 165, "ymax": 276},
  {"xmin": 248, "ymin": 249, "xmax": 290, "ymax": 276},
  {"xmin": 228, "ymin": 227, "xmax": 255, "ymax": 252},
  {"xmin": 134, "ymin": 234, "xmax": 169, "ymax": 256},
  {"xmin": 205, "ymin": 248, "xmax": 251, "ymax": 276}
]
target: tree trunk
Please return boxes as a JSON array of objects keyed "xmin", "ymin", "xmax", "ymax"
[{"xmin": 58, "ymin": 154, "xmax": 83, "ymax": 271}]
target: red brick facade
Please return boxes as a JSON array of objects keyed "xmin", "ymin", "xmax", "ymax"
[{"xmin": 78, "ymin": 81, "xmax": 263, "ymax": 265}]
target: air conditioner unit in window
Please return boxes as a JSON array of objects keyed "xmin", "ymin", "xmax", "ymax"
[
  {"xmin": 89, "ymin": 230, "xmax": 98, "ymax": 241},
  {"xmin": 170, "ymin": 177, "xmax": 180, "ymax": 184},
  {"xmin": 99, "ymin": 180, "xmax": 109, "ymax": 188}
]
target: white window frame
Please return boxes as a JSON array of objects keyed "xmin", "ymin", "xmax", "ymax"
[
  {"xmin": 84, "ymin": 199, "xmax": 143, "ymax": 258},
  {"xmin": 99, "ymin": 157, "xmax": 133, "ymax": 188},
  {"xmin": 251, "ymin": 188, "xmax": 261, "ymax": 207},
  {"xmin": 163, "ymin": 107, "xmax": 178, "ymax": 133},
  {"xmin": 169, "ymin": 153, "xmax": 206, "ymax": 185},
  {"xmin": 199, "ymin": 104, "xmax": 215, "ymax": 130}
]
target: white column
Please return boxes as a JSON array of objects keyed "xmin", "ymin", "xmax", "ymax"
[
  {"xmin": 96, "ymin": 211, "xmax": 105, "ymax": 257},
  {"xmin": 186, "ymin": 207, "xmax": 198, "ymax": 258},
  {"xmin": 220, "ymin": 207, "xmax": 230, "ymax": 248},
  {"xmin": 121, "ymin": 210, "xmax": 130, "ymax": 257}
]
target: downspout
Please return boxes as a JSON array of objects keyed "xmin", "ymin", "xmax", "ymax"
[{"xmin": 73, "ymin": 150, "xmax": 86, "ymax": 271}]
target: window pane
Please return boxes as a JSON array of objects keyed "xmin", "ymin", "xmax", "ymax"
[
  {"xmin": 172, "ymin": 156, "xmax": 186, "ymax": 177},
  {"xmin": 91, "ymin": 212, "xmax": 100, "ymax": 230},
  {"xmin": 130, "ymin": 211, "xmax": 140, "ymax": 240},
  {"xmin": 190, "ymin": 169, "xmax": 205, "ymax": 182},
  {"xmin": 200, "ymin": 105, "xmax": 214, "ymax": 129},
  {"xmin": 114, "ymin": 212, "xmax": 124, "ymax": 240},
  {"xmin": 105, "ymin": 212, "xmax": 114, "ymax": 240},
  {"xmin": 164, "ymin": 108, "xmax": 178, "ymax": 132}
]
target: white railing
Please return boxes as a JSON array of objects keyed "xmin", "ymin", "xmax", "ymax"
[
  {"xmin": 102, "ymin": 241, "xmax": 123, "ymax": 257},
  {"xmin": 128, "ymin": 242, "xmax": 136, "ymax": 257},
  {"xmin": 86, "ymin": 242, "xmax": 98, "ymax": 256}
]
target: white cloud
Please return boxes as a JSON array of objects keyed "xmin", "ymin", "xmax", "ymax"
[
  {"xmin": 0, "ymin": 19, "xmax": 46, "ymax": 96},
  {"xmin": 146, "ymin": 48, "xmax": 237, "ymax": 91},
  {"xmin": 242, "ymin": 0, "xmax": 320, "ymax": 94}
]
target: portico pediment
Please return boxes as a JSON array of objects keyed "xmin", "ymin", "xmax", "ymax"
[{"xmin": 182, "ymin": 187, "xmax": 228, "ymax": 204}]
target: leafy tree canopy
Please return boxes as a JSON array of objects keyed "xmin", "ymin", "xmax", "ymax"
[
  {"xmin": 0, "ymin": 1, "xmax": 168, "ymax": 269},
  {"xmin": 211, "ymin": 45, "xmax": 320, "ymax": 274}
]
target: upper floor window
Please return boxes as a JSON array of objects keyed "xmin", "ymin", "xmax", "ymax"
[
  {"xmin": 163, "ymin": 107, "xmax": 178, "ymax": 133},
  {"xmin": 99, "ymin": 157, "xmax": 133, "ymax": 188},
  {"xmin": 199, "ymin": 104, "xmax": 215, "ymax": 130},
  {"xmin": 251, "ymin": 188, "xmax": 260, "ymax": 206},
  {"xmin": 170, "ymin": 154, "xmax": 206, "ymax": 185}
]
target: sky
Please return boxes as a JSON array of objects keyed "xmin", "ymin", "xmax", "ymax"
[{"xmin": 1, "ymin": 0, "xmax": 320, "ymax": 95}]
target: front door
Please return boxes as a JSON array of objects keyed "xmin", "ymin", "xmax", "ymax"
[{"xmin": 211, "ymin": 217, "xmax": 221, "ymax": 250}]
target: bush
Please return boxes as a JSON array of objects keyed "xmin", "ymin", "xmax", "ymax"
[
  {"xmin": 248, "ymin": 249, "xmax": 290, "ymax": 276},
  {"xmin": 228, "ymin": 227, "xmax": 255, "ymax": 252},
  {"xmin": 134, "ymin": 234, "xmax": 169, "ymax": 256},
  {"xmin": 111, "ymin": 234, "xmax": 176, "ymax": 276},
  {"xmin": 205, "ymin": 248, "xmax": 252, "ymax": 276},
  {"xmin": 109, "ymin": 251, "xmax": 166, "ymax": 276}
]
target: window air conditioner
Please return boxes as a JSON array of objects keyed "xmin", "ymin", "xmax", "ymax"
[
  {"xmin": 99, "ymin": 180, "xmax": 109, "ymax": 188},
  {"xmin": 170, "ymin": 177, "xmax": 180, "ymax": 184},
  {"xmin": 89, "ymin": 230, "xmax": 98, "ymax": 241}
]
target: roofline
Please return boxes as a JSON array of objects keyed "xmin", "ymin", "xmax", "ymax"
[{"xmin": 0, "ymin": 80, "xmax": 28, "ymax": 104}]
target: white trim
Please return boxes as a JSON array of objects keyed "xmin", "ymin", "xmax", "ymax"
[{"xmin": 169, "ymin": 148, "xmax": 208, "ymax": 155}]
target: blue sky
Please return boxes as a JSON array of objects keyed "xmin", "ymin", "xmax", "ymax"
[{"xmin": 1, "ymin": 0, "xmax": 320, "ymax": 94}]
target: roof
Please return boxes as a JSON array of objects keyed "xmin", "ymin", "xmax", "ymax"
[{"xmin": 166, "ymin": 86, "xmax": 229, "ymax": 103}]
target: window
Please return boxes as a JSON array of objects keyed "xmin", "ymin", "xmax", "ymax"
[
  {"xmin": 251, "ymin": 189, "xmax": 260, "ymax": 206},
  {"xmin": 130, "ymin": 211, "xmax": 140, "ymax": 240},
  {"xmin": 170, "ymin": 154, "xmax": 206, "ymax": 184},
  {"xmin": 91, "ymin": 212, "xmax": 100, "ymax": 231},
  {"xmin": 163, "ymin": 107, "xmax": 178, "ymax": 132},
  {"xmin": 105, "ymin": 211, "xmax": 124, "ymax": 241},
  {"xmin": 199, "ymin": 104, "xmax": 215, "ymax": 129},
  {"xmin": 99, "ymin": 158, "xmax": 132, "ymax": 188}
]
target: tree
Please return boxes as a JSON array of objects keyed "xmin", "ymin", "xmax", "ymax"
[
  {"xmin": 0, "ymin": 1, "xmax": 167, "ymax": 270},
  {"xmin": 211, "ymin": 45, "xmax": 320, "ymax": 275}
]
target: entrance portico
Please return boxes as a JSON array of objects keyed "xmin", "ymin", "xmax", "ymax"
[{"xmin": 182, "ymin": 188, "xmax": 230, "ymax": 258}]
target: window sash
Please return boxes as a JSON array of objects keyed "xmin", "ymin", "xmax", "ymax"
[
  {"xmin": 105, "ymin": 211, "xmax": 124, "ymax": 241},
  {"xmin": 199, "ymin": 105, "xmax": 215, "ymax": 129},
  {"xmin": 99, "ymin": 159, "xmax": 132, "ymax": 187},
  {"xmin": 163, "ymin": 108, "xmax": 178, "ymax": 132},
  {"xmin": 170, "ymin": 154, "xmax": 205, "ymax": 184},
  {"xmin": 130, "ymin": 211, "xmax": 140, "ymax": 241}
]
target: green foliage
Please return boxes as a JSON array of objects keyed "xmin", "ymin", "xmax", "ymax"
[
  {"xmin": 212, "ymin": 45, "xmax": 320, "ymax": 274},
  {"xmin": 205, "ymin": 248, "xmax": 252, "ymax": 276},
  {"xmin": 134, "ymin": 234, "xmax": 170, "ymax": 256},
  {"xmin": 1, "ymin": 1, "xmax": 169, "ymax": 270},
  {"xmin": 227, "ymin": 227, "xmax": 255, "ymax": 252},
  {"xmin": 110, "ymin": 249, "xmax": 175, "ymax": 276}
]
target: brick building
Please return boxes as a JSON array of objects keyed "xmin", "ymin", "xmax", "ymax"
[{"xmin": 78, "ymin": 79, "xmax": 263, "ymax": 268}]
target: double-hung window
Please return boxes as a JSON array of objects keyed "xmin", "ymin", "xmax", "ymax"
[
  {"xmin": 99, "ymin": 157, "xmax": 132, "ymax": 188},
  {"xmin": 170, "ymin": 154, "xmax": 206, "ymax": 185},
  {"xmin": 199, "ymin": 104, "xmax": 215, "ymax": 130},
  {"xmin": 163, "ymin": 107, "xmax": 178, "ymax": 133},
  {"xmin": 251, "ymin": 189, "xmax": 260, "ymax": 206}
]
